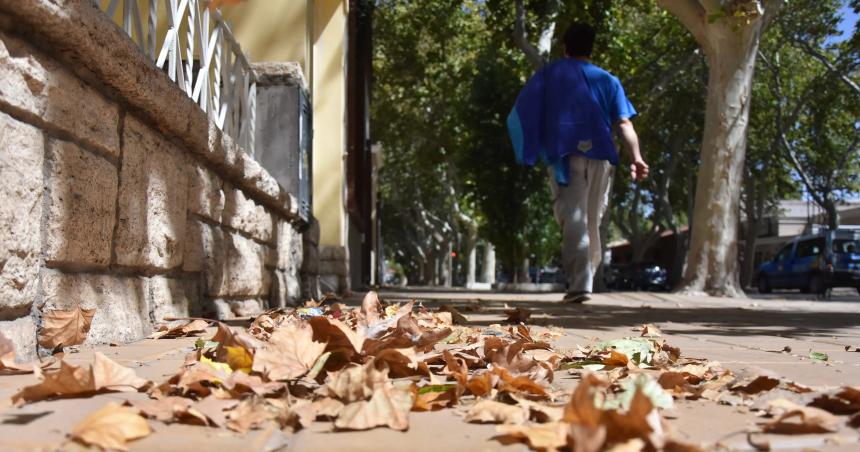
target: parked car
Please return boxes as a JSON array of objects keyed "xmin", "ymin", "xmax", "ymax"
[
  {"xmin": 757, "ymin": 228, "xmax": 860, "ymax": 295},
  {"xmin": 605, "ymin": 263, "xmax": 669, "ymax": 292}
]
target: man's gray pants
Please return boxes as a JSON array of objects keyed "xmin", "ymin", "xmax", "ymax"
[{"xmin": 548, "ymin": 156, "xmax": 613, "ymax": 293}]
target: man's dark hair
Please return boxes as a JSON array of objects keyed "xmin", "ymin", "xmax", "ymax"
[{"xmin": 564, "ymin": 23, "xmax": 595, "ymax": 57}]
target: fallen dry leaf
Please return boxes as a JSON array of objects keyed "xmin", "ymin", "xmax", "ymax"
[
  {"xmin": 732, "ymin": 375, "xmax": 780, "ymax": 395},
  {"xmin": 465, "ymin": 400, "xmax": 528, "ymax": 424},
  {"xmin": 252, "ymin": 321, "xmax": 327, "ymax": 381},
  {"xmin": 38, "ymin": 306, "xmax": 96, "ymax": 349},
  {"xmin": 12, "ymin": 353, "xmax": 148, "ymax": 405},
  {"xmin": 70, "ymin": 403, "xmax": 151, "ymax": 451},
  {"xmin": 762, "ymin": 398, "xmax": 840, "ymax": 434},
  {"xmin": 496, "ymin": 422, "xmax": 570, "ymax": 452},
  {"xmin": 505, "ymin": 307, "xmax": 532, "ymax": 324},
  {"xmin": 149, "ymin": 319, "xmax": 211, "ymax": 339},
  {"xmin": 638, "ymin": 324, "xmax": 662, "ymax": 337},
  {"xmin": 335, "ymin": 384, "xmax": 414, "ymax": 430}
]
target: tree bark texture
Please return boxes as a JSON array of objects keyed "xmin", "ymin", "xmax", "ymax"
[{"xmin": 659, "ymin": 0, "xmax": 781, "ymax": 297}]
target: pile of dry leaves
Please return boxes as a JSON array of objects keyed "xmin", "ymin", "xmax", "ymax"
[{"xmin": 3, "ymin": 292, "xmax": 859, "ymax": 451}]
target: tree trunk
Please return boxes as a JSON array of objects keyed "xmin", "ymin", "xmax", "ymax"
[
  {"xmin": 741, "ymin": 217, "xmax": 761, "ymax": 289},
  {"xmin": 658, "ymin": 1, "xmax": 781, "ymax": 297},
  {"xmin": 824, "ymin": 199, "xmax": 840, "ymax": 230},
  {"xmin": 466, "ymin": 243, "xmax": 477, "ymax": 288},
  {"xmin": 443, "ymin": 242, "xmax": 453, "ymax": 287},
  {"xmin": 482, "ymin": 243, "xmax": 496, "ymax": 284},
  {"xmin": 680, "ymin": 37, "xmax": 762, "ymax": 297}
]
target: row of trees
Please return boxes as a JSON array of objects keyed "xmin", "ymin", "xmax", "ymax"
[{"xmin": 373, "ymin": 0, "xmax": 859, "ymax": 294}]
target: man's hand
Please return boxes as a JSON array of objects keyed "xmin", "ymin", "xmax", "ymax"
[{"xmin": 631, "ymin": 159, "xmax": 649, "ymax": 182}]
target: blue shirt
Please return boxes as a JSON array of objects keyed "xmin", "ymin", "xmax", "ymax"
[{"xmin": 578, "ymin": 61, "xmax": 638, "ymax": 127}]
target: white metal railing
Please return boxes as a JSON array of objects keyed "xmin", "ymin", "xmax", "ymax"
[{"xmin": 99, "ymin": 0, "xmax": 256, "ymax": 155}]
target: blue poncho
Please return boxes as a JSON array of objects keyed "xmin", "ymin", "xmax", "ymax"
[{"xmin": 507, "ymin": 59, "xmax": 619, "ymax": 185}]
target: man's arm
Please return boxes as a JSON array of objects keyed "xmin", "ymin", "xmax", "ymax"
[{"xmin": 616, "ymin": 118, "xmax": 649, "ymax": 181}]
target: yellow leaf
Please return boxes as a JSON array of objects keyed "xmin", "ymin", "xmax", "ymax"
[
  {"xmin": 224, "ymin": 346, "xmax": 253, "ymax": 373},
  {"xmin": 200, "ymin": 355, "xmax": 232, "ymax": 377},
  {"xmin": 71, "ymin": 403, "xmax": 151, "ymax": 451}
]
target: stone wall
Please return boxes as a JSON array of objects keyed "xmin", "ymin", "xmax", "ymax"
[{"xmin": 0, "ymin": 0, "xmax": 307, "ymax": 360}]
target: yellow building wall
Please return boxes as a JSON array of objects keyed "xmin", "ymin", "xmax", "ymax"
[
  {"xmin": 222, "ymin": 0, "xmax": 347, "ymax": 248},
  {"xmin": 310, "ymin": 0, "xmax": 347, "ymax": 247}
]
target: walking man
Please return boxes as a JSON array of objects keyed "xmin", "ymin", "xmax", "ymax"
[{"xmin": 507, "ymin": 23, "xmax": 648, "ymax": 303}]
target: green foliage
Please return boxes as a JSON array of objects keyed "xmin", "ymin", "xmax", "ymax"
[{"xmin": 373, "ymin": 0, "xmax": 860, "ymax": 284}]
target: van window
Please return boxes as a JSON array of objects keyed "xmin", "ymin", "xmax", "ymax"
[
  {"xmin": 774, "ymin": 245, "xmax": 792, "ymax": 261},
  {"xmin": 833, "ymin": 239, "xmax": 860, "ymax": 254},
  {"xmin": 796, "ymin": 238, "xmax": 825, "ymax": 258}
]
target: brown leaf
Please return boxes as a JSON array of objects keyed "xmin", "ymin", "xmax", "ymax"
[
  {"xmin": 252, "ymin": 321, "xmax": 327, "ymax": 381},
  {"xmin": 809, "ymin": 386, "xmax": 860, "ymax": 415},
  {"xmin": 359, "ymin": 290, "xmax": 383, "ymax": 327},
  {"xmin": 128, "ymin": 396, "xmax": 211, "ymax": 426},
  {"xmin": 13, "ymin": 353, "xmax": 149, "ymax": 405},
  {"xmin": 496, "ymin": 422, "xmax": 570, "ymax": 452},
  {"xmin": 602, "ymin": 350, "xmax": 630, "ymax": 368},
  {"xmin": 639, "ymin": 324, "xmax": 662, "ymax": 337},
  {"xmin": 762, "ymin": 398, "xmax": 840, "ymax": 434},
  {"xmin": 413, "ymin": 385, "xmax": 458, "ymax": 411},
  {"xmin": 318, "ymin": 362, "xmax": 389, "ymax": 403},
  {"xmin": 438, "ymin": 304, "xmax": 469, "ymax": 325},
  {"xmin": 373, "ymin": 347, "xmax": 419, "ymax": 377},
  {"xmin": 491, "ymin": 366, "xmax": 549, "ymax": 398},
  {"xmin": 38, "ymin": 306, "xmax": 96, "ymax": 348},
  {"xmin": 225, "ymin": 397, "xmax": 296, "ymax": 433},
  {"xmin": 92, "ymin": 352, "xmax": 149, "ymax": 392},
  {"xmin": 335, "ymin": 385, "xmax": 414, "ymax": 431},
  {"xmin": 465, "ymin": 400, "xmax": 528, "ymax": 424},
  {"xmin": 313, "ymin": 397, "xmax": 345, "ymax": 419},
  {"xmin": 309, "ymin": 316, "xmax": 366, "ymax": 354},
  {"xmin": 732, "ymin": 375, "xmax": 780, "ymax": 394},
  {"xmin": 465, "ymin": 372, "xmax": 493, "ymax": 397},
  {"xmin": 71, "ymin": 403, "xmax": 151, "ymax": 451},
  {"xmin": 193, "ymin": 396, "xmax": 239, "ymax": 427},
  {"xmin": 149, "ymin": 319, "xmax": 211, "ymax": 339},
  {"xmin": 505, "ymin": 307, "xmax": 532, "ymax": 324}
]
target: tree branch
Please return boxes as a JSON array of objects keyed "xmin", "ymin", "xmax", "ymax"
[
  {"xmin": 656, "ymin": 0, "xmax": 709, "ymax": 47},
  {"xmin": 791, "ymin": 38, "xmax": 860, "ymax": 96},
  {"xmin": 513, "ymin": 0, "xmax": 544, "ymax": 70}
]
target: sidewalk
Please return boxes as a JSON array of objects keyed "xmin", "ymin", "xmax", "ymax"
[{"xmin": 1, "ymin": 290, "xmax": 859, "ymax": 451}]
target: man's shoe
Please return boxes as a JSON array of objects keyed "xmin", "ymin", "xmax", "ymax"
[{"xmin": 563, "ymin": 291, "xmax": 591, "ymax": 304}]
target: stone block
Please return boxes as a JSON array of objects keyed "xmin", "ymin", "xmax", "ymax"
[
  {"xmin": 209, "ymin": 298, "xmax": 266, "ymax": 320},
  {"xmin": 187, "ymin": 161, "xmax": 224, "ymax": 222},
  {"xmin": 223, "ymin": 183, "xmax": 273, "ymax": 243},
  {"xmin": 40, "ymin": 269, "xmax": 151, "ymax": 344},
  {"xmin": 204, "ymin": 228, "xmax": 271, "ymax": 298},
  {"xmin": 44, "ymin": 139, "xmax": 117, "ymax": 268},
  {"xmin": 319, "ymin": 245, "xmax": 346, "ymax": 261},
  {"xmin": 276, "ymin": 221, "xmax": 303, "ymax": 271},
  {"xmin": 271, "ymin": 269, "xmax": 301, "ymax": 308},
  {"xmin": 182, "ymin": 220, "xmax": 206, "ymax": 273},
  {"xmin": 144, "ymin": 276, "xmax": 190, "ymax": 324},
  {"xmin": 0, "ymin": 31, "xmax": 119, "ymax": 158},
  {"xmin": 319, "ymin": 260, "xmax": 347, "ymax": 277},
  {"xmin": 0, "ymin": 112, "xmax": 42, "ymax": 316},
  {"xmin": 116, "ymin": 116, "xmax": 188, "ymax": 270},
  {"xmin": 0, "ymin": 316, "xmax": 37, "ymax": 362}
]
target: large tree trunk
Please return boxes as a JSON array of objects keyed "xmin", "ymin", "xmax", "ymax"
[
  {"xmin": 482, "ymin": 243, "xmax": 496, "ymax": 284},
  {"xmin": 659, "ymin": 0, "xmax": 781, "ymax": 297},
  {"xmin": 681, "ymin": 41, "xmax": 758, "ymax": 297}
]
